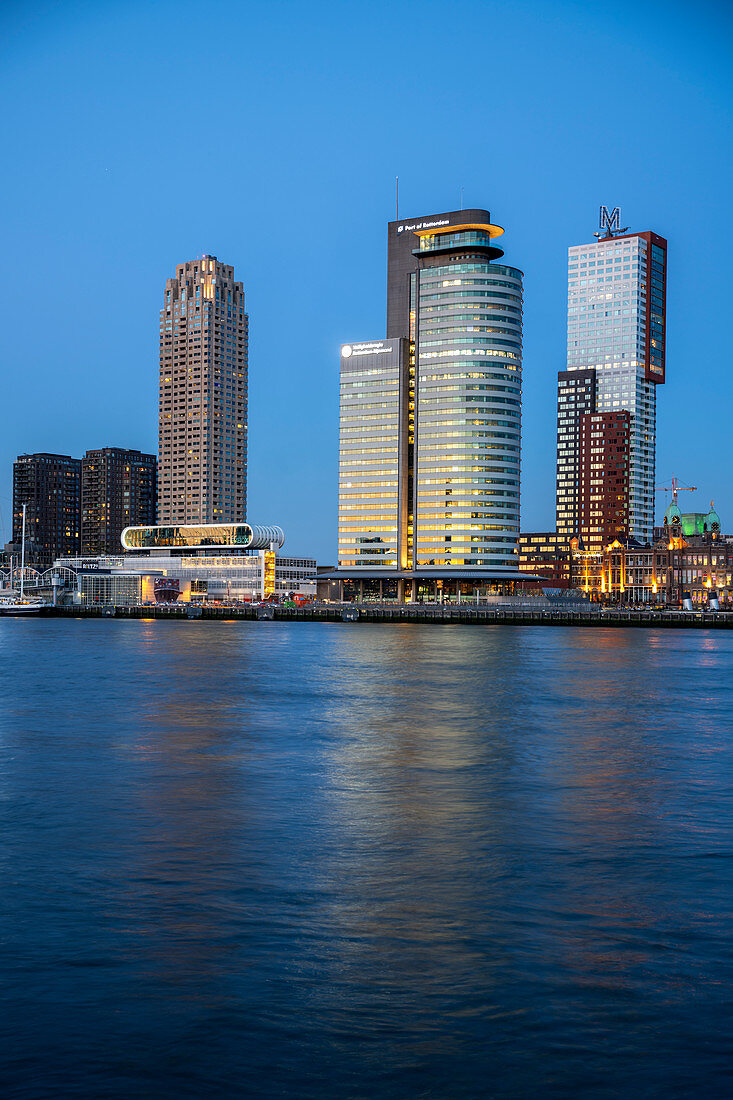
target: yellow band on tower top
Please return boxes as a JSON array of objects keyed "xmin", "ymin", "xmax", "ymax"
[{"xmin": 414, "ymin": 222, "xmax": 505, "ymax": 239}]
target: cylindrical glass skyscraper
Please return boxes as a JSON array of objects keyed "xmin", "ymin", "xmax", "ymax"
[
  {"xmin": 336, "ymin": 208, "xmax": 525, "ymax": 600},
  {"xmin": 411, "ymin": 223, "xmax": 523, "ymax": 572}
]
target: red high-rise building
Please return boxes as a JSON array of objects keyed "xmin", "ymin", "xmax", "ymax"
[{"xmin": 578, "ymin": 411, "xmax": 630, "ymax": 551}]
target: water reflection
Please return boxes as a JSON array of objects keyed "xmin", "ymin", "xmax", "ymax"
[{"xmin": 0, "ymin": 620, "xmax": 731, "ymax": 1097}]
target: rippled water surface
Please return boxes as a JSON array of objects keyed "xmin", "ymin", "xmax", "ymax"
[{"xmin": 1, "ymin": 619, "xmax": 732, "ymax": 1098}]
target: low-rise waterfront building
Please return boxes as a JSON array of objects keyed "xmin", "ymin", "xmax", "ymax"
[
  {"xmin": 517, "ymin": 533, "xmax": 573, "ymax": 587},
  {"xmin": 601, "ymin": 533, "xmax": 733, "ymax": 607},
  {"xmin": 520, "ymin": 493, "xmax": 729, "ymax": 606},
  {"xmin": 53, "ymin": 522, "xmax": 317, "ymax": 605},
  {"xmin": 600, "ymin": 497, "xmax": 729, "ymax": 605}
]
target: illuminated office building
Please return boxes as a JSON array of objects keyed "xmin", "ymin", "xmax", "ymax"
[
  {"xmin": 336, "ymin": 208, "xmax": 525, "ymax": 600},
  {"xmin": 338, "ymin": 339, "xmax": 409, "ymax": 572},
  {"xmin": 558, "ymin": 211, "xmax": 667, "ymax": 544},
  {"xmin": 158, "ymin": 256, "xmax": 248, "ymax": 525}
]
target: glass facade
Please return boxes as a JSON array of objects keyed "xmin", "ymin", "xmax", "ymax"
[
  {"xmin": 418, "ymin": 230, "xmax": 497, "ymax": 253},
  {"xmin": 560, "ymin": 231, "xmax": 667, "ymax": 543},
  {"xmin": 337, "ymin": 212, "xmax": 523, "ymax": 580},
  {"xmin": 121, "ymin": 523, "xmax": 284, "ymax": 550},
  {"xmin": 338, "ymin": 341, "xmax": 407, "ymax": 569},
  {"xmin": 415, "ymin": 255, "xmax": 522, "ymax": 569},
  {"xmin": 77, "ymin": 574, "xmax": 141, "ymax": 605},
  {"xmin": 65, "ymin": 553, "xmax": 317, "ymax": 604}
]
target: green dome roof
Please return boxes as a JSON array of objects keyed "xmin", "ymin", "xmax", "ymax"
[{"xmin": 663, "ymin": 502, "xmax": 682, "ymax": 526}]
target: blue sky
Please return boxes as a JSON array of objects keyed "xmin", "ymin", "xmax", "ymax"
[{"xmin": 1, "ymin": 0, "xmax": 731, "ymax": 561}]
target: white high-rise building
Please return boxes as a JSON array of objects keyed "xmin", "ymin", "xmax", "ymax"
[{"xmin": 557, "ymin": 214, "xmax": 667, "ymax": 545}]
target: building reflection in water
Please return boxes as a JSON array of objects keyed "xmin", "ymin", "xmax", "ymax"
[{"xmin": 3, "ymin": 618, "xmax": 729, "ymax": 1095}]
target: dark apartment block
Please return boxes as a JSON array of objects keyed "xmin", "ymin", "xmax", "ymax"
[
  {"xmin": 81, "ymin": 448, "xmax": 157, "ymax": 556},
  {"xmin": 555, "ymin": 369, "xmax": 596, "ymax": 538},
  {"xmin": 12, "ymin": 453, "xmax": 81, "ymax": 567},
  {"xmin": 517, "ymin": 532, "xmax": 573, "ymax": 587}
]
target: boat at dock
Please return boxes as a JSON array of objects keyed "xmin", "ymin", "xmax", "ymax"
[
  {"xmin": 0, "ymin": 505, "xmax": 45, "ymax": 615},
  {"xmin": 0, "ymin": 599, "xmax": 44, "ymax": 615}
]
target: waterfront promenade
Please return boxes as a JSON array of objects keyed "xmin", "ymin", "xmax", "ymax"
[{"xmin": 42, "ymin": 603, "xmax": 733, "ymax": 628}]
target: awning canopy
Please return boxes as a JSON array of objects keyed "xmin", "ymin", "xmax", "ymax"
[{"xmin": 316, "ymin": 569, "xmax": 543, "ymax": 582}]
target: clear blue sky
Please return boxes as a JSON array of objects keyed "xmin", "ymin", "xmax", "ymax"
[{"xmin": 1, "ymin": 0, "xmax": 731, "ymax": 561}]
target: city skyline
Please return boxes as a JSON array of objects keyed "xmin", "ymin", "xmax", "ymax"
[
  {"xmin": 0, "ymin": 205, "xmax": 715, "ymax": 565},
  {"xmin": 1, "ymin": 0, "xmax": 731, "ymax": 563}
]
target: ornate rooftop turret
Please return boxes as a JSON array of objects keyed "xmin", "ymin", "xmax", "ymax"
[{"xmin": 663, "ymin": 501, "xmax": 682, "ymax": 529}]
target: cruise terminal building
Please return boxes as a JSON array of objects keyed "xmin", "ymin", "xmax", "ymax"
[{"xmin": 52, "ymin": 522, "xmax": 316, "ymax": 606}]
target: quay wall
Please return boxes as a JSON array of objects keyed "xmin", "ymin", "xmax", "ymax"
[{"xmin": 41, "ymin": 605, "xmax": 733, "ymax": 629}]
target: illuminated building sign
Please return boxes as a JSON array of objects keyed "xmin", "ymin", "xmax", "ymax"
[
  {"xmin": 262, "ymin": 551, "xmax": 276, "ymax": 598},
  {"xmin": 341, "ymin": 341, "xmax": 394, "ymax": 358},
  {"xmin": 599, "ymin": 205, "xmax": 621, "ymax": 234},
  {"xmin": 396, "ymin": 218, "xmax": 450, "ymax": 234}
]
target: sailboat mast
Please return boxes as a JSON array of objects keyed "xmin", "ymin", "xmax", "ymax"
[{"xmin": 20, "ymin": 504, "xmax": 26, "ymax": 601}]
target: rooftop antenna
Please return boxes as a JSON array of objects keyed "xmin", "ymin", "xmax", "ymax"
[
  {"xmin": 395, "ymin": 176, "xmax": 399, "ymax": 220},
  {"xmin": 460, "ymin": 186, "xmax": 464, "ymax": 211}
]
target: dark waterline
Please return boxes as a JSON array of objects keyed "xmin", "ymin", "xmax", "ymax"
[{"xmin": 1, "ymin": 619, "xmax": 731, "ymax": 1099}]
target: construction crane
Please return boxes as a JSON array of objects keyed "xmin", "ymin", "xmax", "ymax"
[{"xmin": 655, "ymin": 476, "xmax": 697, "ymax": 506}]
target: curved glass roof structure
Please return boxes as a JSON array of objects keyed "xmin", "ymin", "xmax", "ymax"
[{"xmin": 121, "ymin": 523, "xmax": 285, "ymax": 551}]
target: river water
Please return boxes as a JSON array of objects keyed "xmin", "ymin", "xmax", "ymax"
[{"xmin": 1, "ymin": 619, "xmax": 731, "ymax": 1098}]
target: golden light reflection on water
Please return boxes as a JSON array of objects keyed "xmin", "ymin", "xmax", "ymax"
[{"xmin": 1, "ymin": 618, "xmax": 732, "ymax": 1091}]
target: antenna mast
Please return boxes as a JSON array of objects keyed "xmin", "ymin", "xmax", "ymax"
[{"xmin": 395, "ymin": 176, "xmax": 399, "ymax": 220}]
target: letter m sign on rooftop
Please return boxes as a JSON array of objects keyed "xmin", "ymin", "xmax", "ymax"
[{"xmin": 599, "ymin": 205, "xmax": 621, "ymax": 234}]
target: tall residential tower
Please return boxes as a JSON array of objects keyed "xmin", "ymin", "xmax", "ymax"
[
  {"xmin": 81, "ymin": 447, "xmax": 157, "ymax": 556},
  {"xmin": 12, "ymin": 453, "xmax": 81, "ymax": 566},
  {"xmin": 158, "ymin": 256, "xmax": 248, "ymax": 524},
  {"xmin": 338, "ymin": 208, "xmax": 524, "ymax": 600},
  {"xmin": 557, "ymin": 209, "xmax": 667, "ymax": 548}
]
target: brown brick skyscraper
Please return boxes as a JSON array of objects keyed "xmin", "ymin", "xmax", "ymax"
[
  {"xmin": 158, "ymin": 256, "xmax": 248, "ymax": 524},
  {"xmin": 577, "ymin": 410, "xmax": 630, "ymax": 551}
]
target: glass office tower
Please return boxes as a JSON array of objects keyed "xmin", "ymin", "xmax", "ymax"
[
  {"xmin": 558, "ymin": 224, "xmax": 667, "ymax": 544},
  {"xmin": 413, "ymin": 231, "xmax": 522, "ymax": 570},
  {"xmin": 337, "ymin": 209, "xmax": 524, "ymax": 597},
  {"xmin": 338, "ymin": 339, "xmax": 408, "ymax": 569}
]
